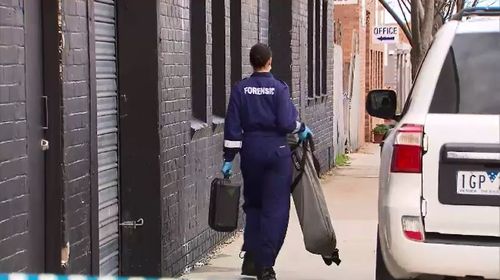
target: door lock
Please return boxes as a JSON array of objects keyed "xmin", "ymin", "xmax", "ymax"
[
  {"xmin": 119, "ymin": 218, "xmax": 144, "ymax": 229},
  {"xmin": 41, "ymin": 139, "xmax": 49, "ymax": 151}
]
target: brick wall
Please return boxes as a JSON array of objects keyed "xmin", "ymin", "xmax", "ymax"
[
  {"xmin": 324, "ymin": 0, "xmax": 335, "ymax": 169},
  {"xmin": 0, "ymin": 0, "xmax": 335, "ymax": 275},
  {"xmin": 336, "ymin": 4, "xmax": 366, "ymax": 147},
  {"xmin": 241, "ymin": 0, "xmax": 259, "ymax": 76},
  {"xmin": 336, "ymin": 2, "xmax": 386, "ymax": 146},
  {"xmin": 158, "ymin": 0, "xmax": 190, "ymax": 274},
  {"xmin": 259, "ymin": 0, "xmax": 269, "ymax": 43},
  {"xmin": 358, "ymin": 15, "xmax": 367, "ymax": 148},
  {"xmin": 60, "ymin": 0, "xmax": 92, "ymax": 274},
  {"xmin": 364, "ymin": 11, "xmax": 371, "ymax": 142},
  {"xmin": 335, "ymin": 5, "xmax": 360, "ymax": 67},
  {"xmin": 0, "ymin": 0, "xmax": 93, "ymax": 273},
  {"xmin": 0, "ymin": 1, "xmax": 29, "ymax": 271},
  {"xmin": 159, "ymin": 0, "xmax": 335, "ymax": 276},
  {"xmin": 158, "ymin": 0, "xmax": 250, "ymax": 275},
  {"xmin": 365, "ymin": 1, "xmax": 386, "ymax": 140},
  {"xmin": 293, "ymin": 0, "xmax": 335, "ymax": 171}
]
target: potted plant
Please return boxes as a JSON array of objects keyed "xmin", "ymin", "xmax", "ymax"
[{"xmin": 372, "ymin": 124, "xmax": 389, "ymax": 144}]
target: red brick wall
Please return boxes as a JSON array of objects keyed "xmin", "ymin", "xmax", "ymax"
[
  {"xmin": 337, "ymin": 1, "xmax": 386, "ymax": 145},
  {"xmin": 335, "ymin": 5, "xmax": 360, "ymax": 65},
  {"xmin": 365, "ymin": 1, "xmax": 385, "ymax": 142},
  {"xmin": 336, "ymin": 4, "xmax": 367, "ymax": 147}
]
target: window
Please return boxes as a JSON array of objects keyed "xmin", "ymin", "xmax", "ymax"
[
  {"xmin": 308, "ymin": 0, "xmax": 329, "ymax": 101},
  {"xmin": 429, "ymin": 33, "xmax": 500, "ymax": 114},
  {"xmin": 230, "ymin": 0, "xmax": 242, "ymax": 87},
  {"xmin": 315, "ymin": 0, "xmax": 321, "ymax": 97},
  {"xmin": 269, "ymin": 0, "xmax": 292, "ymax": 91},
  {"xmin": 321, "ymin": 0, "xmax": 328, "ymax": 96},
  {"xmin": 212, "ymin": 0, "xmax": 226, "ymax": 117},
  {"xmin": 190, "ymin": 0, "xmax": 207, "ymax": 122},
  {"xmin": 307, "ymin": 0, "xmax": 315, "ymax": 98}
]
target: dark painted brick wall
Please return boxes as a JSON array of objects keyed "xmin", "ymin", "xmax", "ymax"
[
  {"xmin": 158, "ymin": 0, "xmax": 237, "ymax": 275},
  {"xmin": 0, "ymin": 0, "xmax": 93, "ymax": 270},
  {"xmin": 293, "ymin": 0, "xmax": 335, "ymax": 172},
  {"xmin": 241, "ymin": 0, "xmax": 260, "ymax": 76},
  {"xmin": 259, "ymin": 0, "xmax": 269, "ymax": 43},
  {"xmin": 0, "ymin": 0, "xmax": 334, "ymax": 276},
  {"xmin": 159, "ymin": 0, "xmax": 249, "ymax": 276},
  {"xmin": 0, "ymin": 0, "xmax": 30, "ymax": 272},
  {"xmin": 158, "ymin": 0, "xmax": 192, "ymax": 275},
  {"xmin": 159, "ymin": 0, "xmax": 335, "ymax": 277},
  {"xmin": 60, "ymin": 0, "xmax": 92, "ymax": 274}
]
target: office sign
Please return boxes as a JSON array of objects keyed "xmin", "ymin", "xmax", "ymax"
[{"xmin": 372, "ymin": 25, "xmax": 399, "ymax": 44}]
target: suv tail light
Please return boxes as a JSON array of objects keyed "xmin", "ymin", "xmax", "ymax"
[
  {"xmin": 402, "ymin": 216, "xmax": 425, "ymax": 242},
  {"xmin": 391, "ymin": 124, "xmax": 424, "ymax": 173}
]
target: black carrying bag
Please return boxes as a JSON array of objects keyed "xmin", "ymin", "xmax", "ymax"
[
  {"xmin": 288, "ymin": 135, "xmax": 341, "ymax": 266},
  {"xmin": 208, "ymin": 177, "xmax": 241, "ymax": 232},
  {"xmin": 290, "ymin": 137, "xmax": 321, "ymax": 192}
]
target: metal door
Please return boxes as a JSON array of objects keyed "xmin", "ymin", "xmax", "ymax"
[
  {"xmin": 115, "ymin": 1, "xmax": 162, "ymax": 275},
  {"xmin": 25, "ymin": 0, "xmax": 45, "ymax": 272},
  {"xmin": 94, "ymin": 0, "xmax": 120, "ymax": 275}
]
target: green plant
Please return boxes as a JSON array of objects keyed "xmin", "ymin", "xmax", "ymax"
[
  {"xmin": 372, "ymin": 124, "xmax": 389, "ymax": 135},
  {"xmin": 335, "ymin": 154, "xmax": 350, "ymax": 166}
]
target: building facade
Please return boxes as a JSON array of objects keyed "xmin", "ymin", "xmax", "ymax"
[
  {"xmin": 334, "ymin": 0, "xmax": 385, "ymax": 147},
  {"xmin": 0, "ymin": 0, "xmax": 335, "ymax": 277}
]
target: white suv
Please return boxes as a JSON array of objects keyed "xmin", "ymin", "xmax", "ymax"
[{"xmin": 366, "ymin": 8, "xmax": 500, "ymax": 280}]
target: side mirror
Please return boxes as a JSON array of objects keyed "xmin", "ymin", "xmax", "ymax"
[{"xmin": 366, "ymin": 90, "xmax": 397, "ymax": 120}]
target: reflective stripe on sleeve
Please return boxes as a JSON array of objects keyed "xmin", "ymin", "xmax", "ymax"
[{"xmin": 224, "ymin": 140, "xmax": 243, "ymax": 148}]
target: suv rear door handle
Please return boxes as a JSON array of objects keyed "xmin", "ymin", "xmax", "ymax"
[{"xmin": 421, "ymin": 198, "xmax": 428, "ymax": 217}]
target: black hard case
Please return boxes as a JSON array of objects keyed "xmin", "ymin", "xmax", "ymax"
[{"xmin": 208, "ymin": 178, "xmax": 241, "ymax": 232}]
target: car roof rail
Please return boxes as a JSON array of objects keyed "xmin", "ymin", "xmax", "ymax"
[{"xmin": 452, "ymin": 6, "xmax": 500, "ymax": 20}]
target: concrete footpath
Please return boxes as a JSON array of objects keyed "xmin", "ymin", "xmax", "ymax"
[{"xmin": 183, "ymin": 144, "xmax": 380, "ymax": 280}]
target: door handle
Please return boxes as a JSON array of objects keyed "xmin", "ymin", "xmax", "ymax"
[
  {"xmin": 42, "ymin": 96, "xmax": 48, "ymax": 130},
  {"xmin": 119, "ymin": 218, "xmax": 144, "ymax": 229}
]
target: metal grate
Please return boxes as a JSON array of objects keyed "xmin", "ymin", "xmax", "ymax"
[{"xmin": 94, "ymin": 0, "xmax": 119, "ymax": 275}]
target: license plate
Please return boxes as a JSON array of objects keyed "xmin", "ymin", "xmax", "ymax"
[{"xmin": 457, "ymin": 171, "xmax": 500, "ymax": 196}]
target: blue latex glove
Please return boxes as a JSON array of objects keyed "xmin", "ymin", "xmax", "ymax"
[
  {"xmin": 221, "ymin": 161, "xmax": 233, "ymax": 178},
  {"xmin": 298, "ymin": 126, "xmax": 313, "ymax": 142}
]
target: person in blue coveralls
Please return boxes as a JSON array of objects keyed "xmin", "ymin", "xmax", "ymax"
[{"xmin": 221, "ymin": 43, "xmax": 312, "ymax": 280}]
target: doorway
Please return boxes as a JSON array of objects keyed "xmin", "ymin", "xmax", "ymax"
[{"xmin": 25, "ymin": 0, "xmax": 45, "ymax": 272}]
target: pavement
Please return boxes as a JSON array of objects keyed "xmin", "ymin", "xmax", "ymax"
[{"xmin": 183, "ymin": 144, "xmax": 380, "ymax": 280}]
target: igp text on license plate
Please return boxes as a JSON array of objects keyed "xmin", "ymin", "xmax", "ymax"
[{"xmin": 457, "ymin": 171, "xmax": 500, "ymax": 196}]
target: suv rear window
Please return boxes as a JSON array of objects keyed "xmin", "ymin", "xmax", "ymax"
[{"xmin": 429, "ymin": 33, "xmax": 500, "ymax": 114}]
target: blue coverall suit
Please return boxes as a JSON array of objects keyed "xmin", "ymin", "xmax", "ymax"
[{"xmin": 223, "ymin": 72, "xmax": 303, "ymax": 268}]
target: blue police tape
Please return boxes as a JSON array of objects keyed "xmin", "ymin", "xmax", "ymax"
[{"xmin": 0, "ymin": 274, "xmax": 187, "ymax": 280}]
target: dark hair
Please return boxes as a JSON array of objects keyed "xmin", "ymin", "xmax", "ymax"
[{"xmin": 250, "ymin": 43, "xmax": 272, "ymax": 69}]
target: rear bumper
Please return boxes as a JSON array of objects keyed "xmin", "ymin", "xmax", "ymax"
[
  {"xmin": 381, "ymin": 209, "xmax": 500, "ymax": 279},
  {"xmin": 384, "ymin": 230, "xmax": 500, "ymax": 278},
  {"xmin": 380, "ymin": 170, "xmax": 500, "ymax": 278}
]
